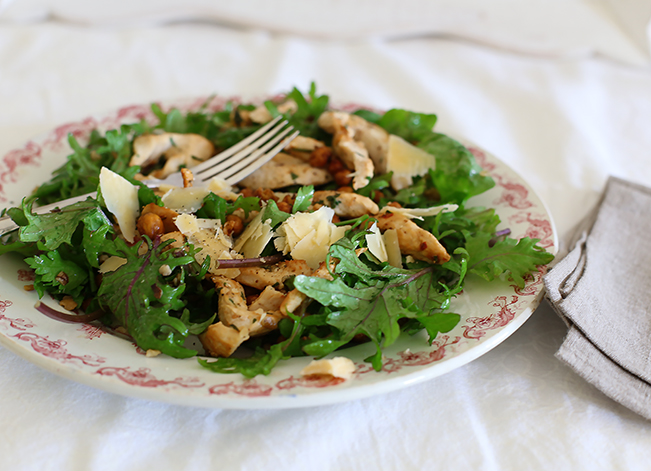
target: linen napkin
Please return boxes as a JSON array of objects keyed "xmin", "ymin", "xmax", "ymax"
[{"xmin": 544, "ymin": 176, "xmax": 651, "ymax": 420}]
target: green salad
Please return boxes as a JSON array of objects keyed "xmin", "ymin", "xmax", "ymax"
[{"xmin": 0, "ymin": 84, "xmax": 554, "ymax": 378}]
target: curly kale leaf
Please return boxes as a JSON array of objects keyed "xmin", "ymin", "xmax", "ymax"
[
  {"xmin": 19, "ymin": 197, "xmax": 110, "ymax": 251},
  {"xmin": 465, "ymin": 232, "xmax": 554, "ymax": 287},
  {"xmin": 25, "ymin": 250, "xmax": 88, "ymax": 301},
  {"xmin": 294, "ymin": 238, "xmax": 466, "ymax": 370},
  {"xmin": 97, "ymin": 237, "xmax": 211, "ymax": 358},
  {"xmin": 33, "ymin": 124, "xmax": 148, "ymax": 205}
]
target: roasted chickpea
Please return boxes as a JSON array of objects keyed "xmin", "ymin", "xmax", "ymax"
[
  {"xmin": 253, "ymin": 188, "xmax": 278, "ymax": 202},
  {"xmin": 137, "ymin": 212, "xmax": 165, "ymax": 240},
  {"xmin": 281, "ymin": 194, "xmax": 296, "ymax": 206},
  {"xmin": 277, "ymin": 201, "xmax": 292, "ymax": 213},
  {"xmin": 328, "ymin": 157, "xmax": 345, "ymax": 174},
  {"xmin": 386, "ymin": 201, "xmax": 402, "ymax": 208},
  {"xmin": 334, "ymin": 169, "xmax": 352, "ymax": 187},
  {"xmin": 223, "ymin": 214, "xmax": 245, "ymax": 237},
  {"xmin": 309, "ymin": 146, "xmax": 332, "ymax": 168},
  {"xmin": 141, "ymin": 203, "xmax": 178, "ymax": 233},
  {"xmin": 336, "ymin": 186, "xmax": 354, "ymax": 193}
]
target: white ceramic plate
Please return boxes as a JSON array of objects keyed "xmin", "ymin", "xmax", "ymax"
[{"xmin": 0, "ymin": 98, "xmax": 557, "ymax": 409}]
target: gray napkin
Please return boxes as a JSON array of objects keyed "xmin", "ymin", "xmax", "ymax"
[{"xmin": 544, "ymin": 176, "xmax": 651, "ymax": 420}]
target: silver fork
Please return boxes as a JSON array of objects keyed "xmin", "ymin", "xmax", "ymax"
[{"xmin": 0, "ymin": 116, "xmax": 298, "ymax": 236}]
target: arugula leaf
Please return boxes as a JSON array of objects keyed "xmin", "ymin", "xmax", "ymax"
[
  {"xmin": 199, "ymin": 313, "xmax": 306, "ymax": 377},
  {"xmin": 199, "ymin": 344, "xmax": 286, "ymax": 378},
  {"xmin": 260, "ymin": 200, "xmax": 291, "ymax": 227},
  {"xmin": 416, "ymin": 312, "xmax": 462, "ymax": 343},
  {"xmin": 377, "ymin": 108, "xmax": 438, "ymax": 143},
  {"xmin": 97, "ymin": 237, "xmax": 202, "ymax": 358},
  {"xmin": 196, "ymin": 193, "xmax": 262, "ymax": 221},
  {"xmin": 32, "ymin": 123, "xmax": 149, "ymax": 205},
  {"xmin": 19, "ymin": 198, "xmax": 111, "ymax": 251},
  {"xmin": 355, "ymin": 173, "xmax": 391, "ymax": 198},
  {"xmin": 420, "ymin": 135, "xmax": 495, "ymax": 204},
  {"xmin": 465, "ymin": 232, "xmax": 554, "ymax": 287},
  {"xmin": 292, "ymin": 185, "xmax": 314, "ymax": 213},
  {"xmin": 352, "ymin": 109, "xmax": 382, "ymax": 124},
  {"xmin": 196, "ymin": 193, "xmax": 227, "ymax": 222},
  {"xmin": 284, "ymin": 82, "xmax": 330, "ymax": 139},
  {"xmin": 365, "ymin": 107, "xmax": 493, "ymax": 206}
]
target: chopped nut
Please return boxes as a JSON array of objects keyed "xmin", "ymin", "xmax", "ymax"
[
  {"xmin": 55, "ymin": 271, "xmax": 69, "ymax": 286},
  {"xmin": 145, "ymin": 349, "xmax": 161, "ymax": 357},
  {"xmin": 223, "ymin": 214, "xmax": 244, "ymax": 237},
  {"xmin": 59, "ymin": 296, "xmax": 78, "ymax": 311},
  {"xmin": 181, "ymin": 168, "xmax": 194, "ymax": 188},
  {"xmin": 333, "ymin": 169, "xmax": 353, "ymax": 187},
  {"xmin": 23, "ymin": 284, "xmax": 35, "ymax": 292},
  {"xmin": 309, "ymin": 146, "xmax": 332, "ymax": 168}
]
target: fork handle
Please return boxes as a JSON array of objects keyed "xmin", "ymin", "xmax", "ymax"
[{"xmin": 0, "ymin": 192, "xmax": 97, "ymax": 237}]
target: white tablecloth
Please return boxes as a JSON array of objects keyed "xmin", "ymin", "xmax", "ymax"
[{"xmin": 1, "ymin": 20, "xmax": 651, "ymax": 471}]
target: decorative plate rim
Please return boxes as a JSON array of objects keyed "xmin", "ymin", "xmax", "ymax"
[{"xmin": 0, "ymin": 97, "xmax": 558, "ymax": 409}]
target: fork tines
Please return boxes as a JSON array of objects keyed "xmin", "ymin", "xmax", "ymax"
[{"xmin": 194, "ymin": 116, "xmax": 299, "ymax": 185}]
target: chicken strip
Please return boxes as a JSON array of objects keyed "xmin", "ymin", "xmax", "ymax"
[
  {"xmin": 130, "ymin": 133, "xmax": 215, "ymax": 177},
  {"xmin": 375, "ymin": 212, "xmax": 450, "ymax": 264},
  {"xmin": 318, "ymin": 111, "xmax": 389, "ymax": 173},
  {"xmin": 331, "ymin": 131, "xmax": 374, "ymax": 190},
  {"xmin": 239, "ymin": 153, "xmax": 332, "ymax": 189},
  {"xmin": 235, "ymin": 259, "xmax": 312, "ymax": 290},
  {"xmin": 311, "ymin": 191, "xmax": 379, "ymax": 218},
  {"xmin": 284, "ymin": 136, "xmax": 326, "ymax": 161},
  {"xmin": 199, "ymin": 276, "xmax": 287, "ymax": 357},
  {"xmin": 280, "ymin": 260, "xmax": 336, "ymax": 315},
  {"xmin": 200, "ymin": 322, "xmax": 249, "ymax": 358}
]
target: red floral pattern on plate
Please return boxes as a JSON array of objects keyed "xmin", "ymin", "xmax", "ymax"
[
  {"xmin": 209, "ymin": 380, "xmax": 274, "ymax": 397},
  {"xmin": 12, "ymin": 332, "xmax": 105, "ymax": 366},
  {"xmin": 42, "ymin": 117, "xmax": 98, "ymax": 151},
  {"xmin": 95, "ymin": 366, "xmax": 204, "ymax": 388},
  {"xmin": 17, "ymin": 269, "xmax": 35, "ymax": 282},
  {"xmin": 0, "ymin": 141, "xmax": 42, "ymax": 202},
  {"xmin": 462, "ymin": 296, "xmax": 519, "ymax": 340},
  {"xmin": 0, "ymin": 299, "xmax": 36, "ymax": 332},
  {"xmin": 510, "ymin": 211, "xmax": 554, "ymax": 249},
  {"xmin": 78, "ymin": 323, "xmax": 107, "ymax": 340},
  {"xmin": 276, "ymin": 375, "xmax": 347, "ymax": 389}
]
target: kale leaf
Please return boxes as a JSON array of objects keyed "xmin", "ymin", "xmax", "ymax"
[
  {"xmin": 97, "ymin": 237, "xmax": 210, "ymax": 358},
  {"xmin": 464, "ymin": 232, "xmax": 554, "ymax": 288},
  {"xmin": 294, "ymin": 238, "xmax": 466, "ymax": 370}
]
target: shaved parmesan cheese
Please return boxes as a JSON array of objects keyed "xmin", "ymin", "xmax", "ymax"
[
  {"xmin": 207, "ymin": 177, "xmax": 239, "ymax": 200},
  {"xmin": 386, "ymin": 134, "xmax": 436, "ymax": 190},
  {"xmin": 174, "ymin": 213, "xmax": 200, "ymax": 234},
  {"xmin": 175, "ymin": 213, "xmax": 237, "ymax": 276},
  {"xmin": 99, "ymin": 167, "xmax": 139, "ymax": 242},
  {"xmin": 274, "ymin": 206, "xmax": 349, "ymax": 269},
  {"xmin": 366, "ymin": 223, "xmax": 388, "ymax": 263},
  {"xmin": 161, "ymin": 187, "xmax": 210, "ymax": 213},
  {"xmin": 98, "ymin": 256, "xmax": 127, "ymax": 274},
  {"xmin": 300, "ymin": 357, "xmax": 356, "ymax": 380},
  {"xmin": 383, "ymin": 229, "xmax": 402, "ymax": 268},
  {"xmin": 384, "ymin": 204, "xmax": 458, "ymax": 219},
  {"xmin": 232, "ymin": 212, "xmax": 274, "ymax": 258}
]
